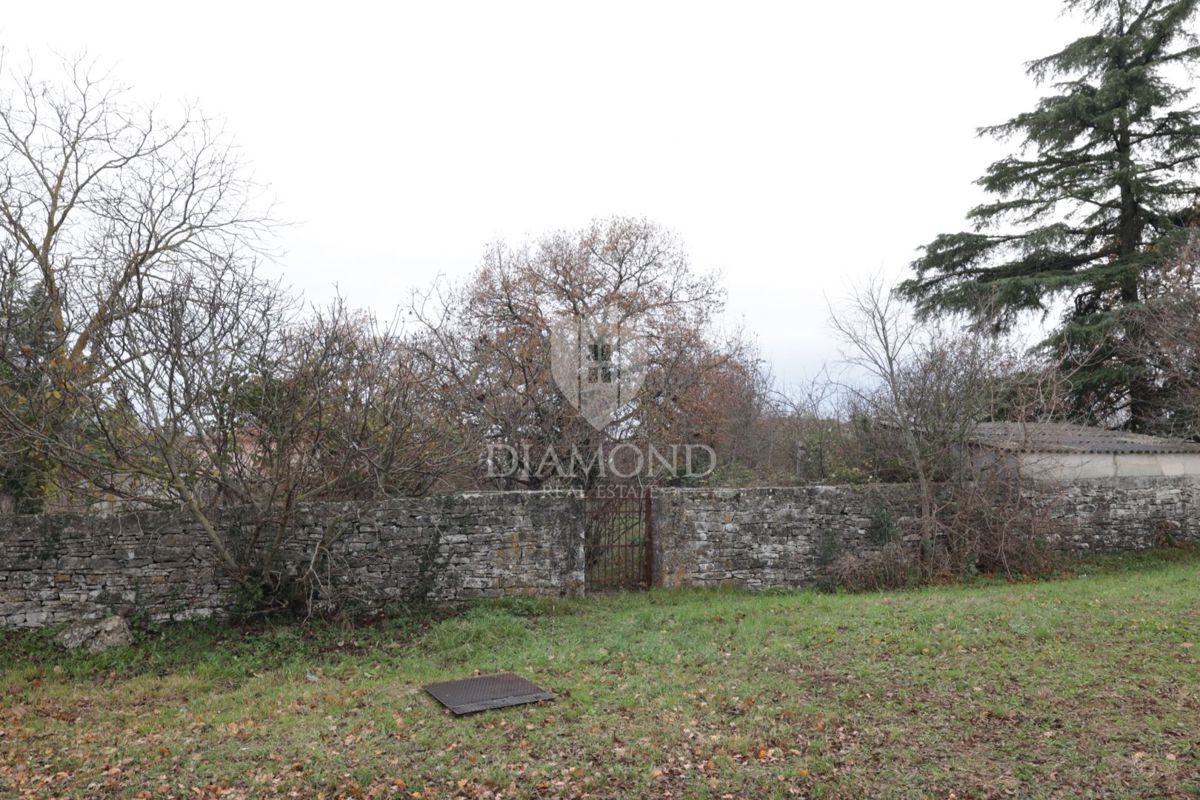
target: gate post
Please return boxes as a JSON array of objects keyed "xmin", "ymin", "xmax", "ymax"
[
  {"xmin": 567, "ymin": 490, "xmax": 587, "ymax": 597},
  {"xmin": 643, "ymin": 489, "xmax": 654, "ymax": 588}
]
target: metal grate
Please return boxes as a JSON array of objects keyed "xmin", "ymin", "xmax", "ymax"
[
  {"xmin": 584, "ymin": 486, "xmax": 652, "ymax": 591},
  {"xmin": 424, "ymin": 672, "xmax": 555, "ymax": 715}
]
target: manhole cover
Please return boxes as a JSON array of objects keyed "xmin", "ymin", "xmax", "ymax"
[{"xmin": 424, "ymin": 672, "xmax": 555, "ymax": 715}]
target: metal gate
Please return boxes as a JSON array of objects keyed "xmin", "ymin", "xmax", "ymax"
[{"xmin": 583, "ymin": 486, "xmax": 652, "ymax": 591}]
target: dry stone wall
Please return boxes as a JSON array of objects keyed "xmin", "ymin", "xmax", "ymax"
[
  {"xmin": 1041, "ymin": 477, "xmax": 1196, "ymax": 551},
  {"xmin": 652, "ymin": 478, "xmax": 1198, "ymax": 589},
  {"xmin": 0, "ymin": 492, "xmax": 584, "ymax": 628},
  {"xmin": 0, "ymin": 478, "xmax": 1195, "ymax": 627},
  {"xmin": 651, "ymin": 485, "xmax": 917, "ymax": 589}
]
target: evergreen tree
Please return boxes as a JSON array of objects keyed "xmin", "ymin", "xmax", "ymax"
[
  {"xmin": 900, "ymin": 0, "xmax": 1200, "ymax": 428},
  {"xmin": 0, "ymin": 281, "xmax": 58, "ymax": 512}
]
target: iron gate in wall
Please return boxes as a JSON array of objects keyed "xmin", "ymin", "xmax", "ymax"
[{"xmin": 583, "ymin": 486, "xmax": 652, "ymax": 591}]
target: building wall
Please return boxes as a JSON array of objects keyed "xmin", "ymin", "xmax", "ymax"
[{"xmin": 1014, "ymin": 452, "xmax": 1200, "ymax": 480}]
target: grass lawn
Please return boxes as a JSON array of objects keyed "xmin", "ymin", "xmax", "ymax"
[{"xmin": 2, "ymin": 550, "xmax": 1199, "ymax": 799}]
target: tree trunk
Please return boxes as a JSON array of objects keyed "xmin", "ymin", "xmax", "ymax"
[{"xmin": 1116, "ymin": 112, "xmax": 1151, "ymax": 430}]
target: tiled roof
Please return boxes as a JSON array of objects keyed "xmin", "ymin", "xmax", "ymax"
[{"xmin": 970, "ymin": 422, "xmax": 1200, "ymax": 455}]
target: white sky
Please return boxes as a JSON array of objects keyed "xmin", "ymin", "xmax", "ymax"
[{"xmin": 3, "ymin": 0, "xmax": 1093, "ymax": 389}]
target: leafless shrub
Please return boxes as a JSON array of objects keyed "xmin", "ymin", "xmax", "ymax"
[
  {"xmin": 826, "ymin": 543, "xmax": 921, "ymax": 592},
  {"xmin": 936, "ymin": 475, "xmax": 1061, "ymax": 580},
  {"xmin": 829, "ymin": 276, "xmax": 1010, "ymax": 558},
  {"xmin": 776, "ymin": 368, "xmax": 863, "ymax": 484},
  {"xmin": 819, "ymin": 277, "xmax": 1068, "ymax": 588},
  {"xmin": 0, "ymin": 56, "xmax": 473, "ymax": 613}
]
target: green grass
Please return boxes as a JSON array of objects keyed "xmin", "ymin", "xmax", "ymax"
[{"xmin": 2, "ymin": 550, "xmax": 1199, "ymax": 799}]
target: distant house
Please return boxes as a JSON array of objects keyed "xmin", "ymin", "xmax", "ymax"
[{"xmin": 970, "ymin": 422, "xmax": 1200, "ymax": 481}]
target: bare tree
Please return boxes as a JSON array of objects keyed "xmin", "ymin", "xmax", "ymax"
[
  {"xmin": 410, "ymin": 217, "xmax": 748, "ymax": 488},
  {"xmin": 829, "ymin": 276, "xmax": 948, "ymax": 551},
  {"xmin": 1130, "ymin": 229, "xmax": 1200, "ymax": 438},
  {"xmin": 0, "ymin": 57, "xmax": 467, "ymax": 612},
  {"xmin": 828, "ymin": 277, "xmax": 1066, "ymax": 579},
  {"xmin": 666, "ymin": 339, "xmax": 780, "ymax": 483},
  {"xmin": 41, "ymin": 256, "xmax": 466, "ymax": 608},
  {"xmin": 777, "ymin": 367, "xmax": 863, "ymax": 484},
  {"xmin": 0, "ymin": 54, "xmax": 267, "ymax": 511}
]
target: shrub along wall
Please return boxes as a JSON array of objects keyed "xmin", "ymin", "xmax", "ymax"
[
  {"xmin": 650, "ymin": 478, "xmax": 1198, "ymax": 589},
  {"xmin": 0, "ymin": 478, "xmax": 1195, "ymax": 627},
  {"xmin": 0, "ymin": 492, "xmax": 584, "ymax": 628}
]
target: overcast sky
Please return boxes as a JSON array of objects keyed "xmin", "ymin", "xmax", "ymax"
[{"xmin": 4, "ymin": 1, "xmax": 1093, "ymax": 388}]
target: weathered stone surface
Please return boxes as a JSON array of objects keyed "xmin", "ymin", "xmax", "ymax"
[
  {"xmin": 58, "ymin": 615, "xmax": 133, "ymax": 652},
  {"xmin": 0, "ymin": 492, "xmax": 585, "ymax": 627},
  {"xmin": 653, "ymin": 478, "xmax": 1198, "ymax": 590},
  {"xmin": 0, "ymin": 478, "xmax": 1194, "ymax": 627}
]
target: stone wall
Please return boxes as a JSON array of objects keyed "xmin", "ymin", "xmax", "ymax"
[
  {"xmin": 0, "ymin": 478, "xmax": 1195, "ymax": 627},
  {"xmin": 0, "ymin": 492, "xmax": 584, "ymax": 628},
  {"xmin": 0, "ymin": 511, "xmax": 239, "ymax": 628},
  {"xmin": 1041, "ymin": 477, "xmax": 1197, "ymax": 551},
  {"xmin": 652, "ymin": 478, "xmax": 1199, "ymax": 589},
  {"xmin": 651, "ymin": 485, "xmax": 918, "ymax": 589}
]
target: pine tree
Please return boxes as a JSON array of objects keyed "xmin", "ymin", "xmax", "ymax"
[{"xmin": 900, "ymin": 0, "xmax": 1200, "ymax": 429}]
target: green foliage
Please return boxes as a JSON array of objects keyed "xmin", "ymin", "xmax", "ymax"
[
  {"xmin": 411, "ymin": 526, "xmax": 449, "ymax": 603},
  {"xmin": 901, "ymin": 0, "xmax": 1200, "ymax": 426},
  {"xmin": 228, "ymin": 580, "xmax": 272, "ymax": 621},
  {"xmin": 0, "ymin": 282, "xmax": 59, "ymax": 512},
  {"xmin": 0, "ymin": 607, "xmax": 446, "ymax": 680},
  {"xmin": 32, "ymin": 521, "xmax": 64, "ymax": 562},
  {"xmin": 867, "ymin": 509, "xmax": 899, "ymax": 545},
  {"xmin": 825, "ymin": 465, "xmax": 870, "ymax": 485}
]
